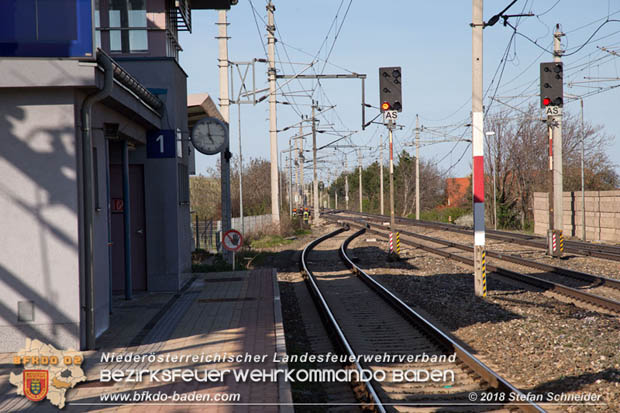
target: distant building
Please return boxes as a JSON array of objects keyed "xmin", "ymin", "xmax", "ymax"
[
  {"xmin": 0, "ymin": 0, "xmax": 235, "ymax": 352},
  {"xmin": 445, "ymin": 177, "xmax": 470, "ymax": 207}
]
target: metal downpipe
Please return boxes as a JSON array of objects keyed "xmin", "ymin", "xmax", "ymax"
[
  {"xmin": 80, "ymin": 52, "xmax": 114, "ymax": 350},
  {"xmin": 122, "ymin": 140, "xmax": 132, "ymax": 300}
]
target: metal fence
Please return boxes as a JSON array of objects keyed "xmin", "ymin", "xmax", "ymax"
[
  {"xmin": 192, "ymin": 214, "xmax": 273, "ymax": 252},
  {"xmin": 192, "ymin": 218, "xmax": 219, "ymax": 252}
]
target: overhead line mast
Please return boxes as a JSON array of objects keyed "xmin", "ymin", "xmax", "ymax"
[
  {"xmin": 267, "ymin": 1, "xmax": 280, "ymax": 225},
  {"xmin": 472, "ymin": 0, "xmax": 486, "ymax": 297}
]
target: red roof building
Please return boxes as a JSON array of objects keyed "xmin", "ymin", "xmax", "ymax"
[{"xmin": 445, "ymin": 177, "xmax": 470, "ymax": 207}]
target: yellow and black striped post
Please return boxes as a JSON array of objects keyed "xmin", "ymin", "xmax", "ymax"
[
  {"xmin": 559, "ymin": 232, "xmax": 564, "ymax": 253},
  {"xmin": 481, "ymin": 250, "xmax": 487, "ymax": 297},
  {"xmin": 396, "ymin": 232, "xmax": 401, "ymax": 255}
]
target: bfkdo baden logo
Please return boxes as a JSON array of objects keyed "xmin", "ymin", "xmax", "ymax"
[
  {"xmin": 10, "ymin": 339, "xmax": 86, "ymax": 409},
  {"xmin": 23, "ymin": 370, "xmax": 49, "ymax": 402}
]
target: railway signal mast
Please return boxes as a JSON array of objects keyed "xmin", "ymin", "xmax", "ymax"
[
  {"xmin": 541, "ymin": 25, "xmax": 565, "ymax": 257},
  {"xmin": 379, "ymin": 66, "xmax": 402, "ymax": 255}
]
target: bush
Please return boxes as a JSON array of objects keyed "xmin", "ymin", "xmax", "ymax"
[{"xmin": 192, "ymin": 248, "xmax": 212, "ymax": 264}]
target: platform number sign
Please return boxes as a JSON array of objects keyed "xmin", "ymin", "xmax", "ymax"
[{"xmin": 147, "ymin": 130, "xmax": 176, "ymax": 158}]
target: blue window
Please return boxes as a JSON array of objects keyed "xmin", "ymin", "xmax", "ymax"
[{"xmin": 0, "ymin": 0, "xmax": 94, "ymax": 57}]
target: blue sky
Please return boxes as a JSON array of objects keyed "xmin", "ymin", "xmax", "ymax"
[{"xmin": 181, "ymin": 0, "xmax": 620, "ymax": 184}]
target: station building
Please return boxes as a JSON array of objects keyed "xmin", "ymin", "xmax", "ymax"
[{"xmin": 0, "ymin": 0, "xmax": 234, "ymax": 352}]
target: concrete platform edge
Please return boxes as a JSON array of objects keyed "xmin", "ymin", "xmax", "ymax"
[{"xmin": 272, "ymin": 268, "xmax": 294, "ymax": 413}]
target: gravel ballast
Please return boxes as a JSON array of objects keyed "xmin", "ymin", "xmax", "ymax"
[{"xmin": 348, "ymin": 231, "xmax": 620, "ymax": 413}]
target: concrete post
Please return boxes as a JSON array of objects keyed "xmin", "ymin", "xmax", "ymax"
[
  {"xmin": 415, "ymin": 114, "xmax": 420, "ymax": 220},
  {"xmin": 472, "ymin": 0, "xmax": 486, "ymax": 297},
  {"xmin": 358, "ymin": 148, "xmax": 363, "ymax": 212},
  {"xmin": 217, "ymin": 10, "xmax": 232, "ymax": 263},
  {"xmin": 312, "ymin": 102, "xmax": 319, "ymax": 220},
  {"xmin": 379, "ymin": 136, "xmax": 384, "ymax": 215},
  {"xmin": 553, "ymin": 25, "xmax": 564, "ymax": 236},
  {"xmin": 267, "ymin": 1, "xmax": 280, "ymax": 225},
  {"xmin": 389, "ymin": 127, "xmax": 395, "ymax": 231}
]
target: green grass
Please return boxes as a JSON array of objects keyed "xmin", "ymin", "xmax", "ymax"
[{"xmin": 413, "ymin": 206, "xmax": 471, "ymax": 224}]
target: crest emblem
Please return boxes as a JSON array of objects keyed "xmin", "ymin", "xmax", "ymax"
[{"xmin": 23, "ymin": 370, "xmax": 48, "ymax": 402}]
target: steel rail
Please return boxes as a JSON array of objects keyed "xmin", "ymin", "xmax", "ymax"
[
  {"xmin": 369, "ymin": 217, "xmax": 620, "ymax": 291},
  {"xmin": 300, "ymin": 227, "xmax": 387, "ymax": 413},
  {"xmin": 325, "ymin": 208, "xmax": 620, "ymax": 262},
  {"xmin": 325, "ymin": 213, "xmax": 620, "ymax": 292},
  {"xmin": 339, "ymin": 226, "xmax": 546, "ymax": 413},
  {"xmin": 335, "ymin": 217, "xmax": 620, "ymax": 314}
]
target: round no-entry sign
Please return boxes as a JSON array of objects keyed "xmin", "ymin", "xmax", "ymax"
[{"xmin": 222, "ymin": 229, "xmax": 243, "ymax": 252}]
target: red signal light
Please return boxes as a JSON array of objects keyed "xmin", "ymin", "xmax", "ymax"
[
  {"xmin": 543, "ymin": 97, "xmax": 551, "ymax": 106},
  {"xmin": 381, "ymin": 101, "xmax": 391, "ymax": 111}
]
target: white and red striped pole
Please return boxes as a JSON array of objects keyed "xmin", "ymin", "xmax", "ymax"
[
  {"xmin": 389, "ymin": 232, "xmax": 394, "ymax": 254},
  {"xmin": 472, "ymin": 0, "xmax": 486, "ymax": 297}
]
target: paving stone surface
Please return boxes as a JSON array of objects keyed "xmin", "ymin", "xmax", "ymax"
[{"xmin": 0, "ymin": 269, "xmax": 290, "ymax": 413}]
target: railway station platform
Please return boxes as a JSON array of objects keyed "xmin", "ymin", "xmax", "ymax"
[{"xmin": 0, "ymin": 269, "xmax": 293, "ymax": 412}]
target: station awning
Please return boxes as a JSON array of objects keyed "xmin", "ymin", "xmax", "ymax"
[{"xmin": 187, "ymin": 93, "xmax": 225, "ymax": 130}]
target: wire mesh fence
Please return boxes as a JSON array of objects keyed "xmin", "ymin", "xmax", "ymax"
[{"xmin": 192, "ymin": 214, "xmax": 273, "ymax": 252}]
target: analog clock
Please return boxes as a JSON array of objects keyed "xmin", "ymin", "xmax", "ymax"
[{"xmin": 191, "ymin": 117, "xmax": 228, "ymax": 155}]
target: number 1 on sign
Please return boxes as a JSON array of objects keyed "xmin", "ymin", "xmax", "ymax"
[{"xmin": 156, "ymin": 135, "xmax": 164, "ymax": 153}]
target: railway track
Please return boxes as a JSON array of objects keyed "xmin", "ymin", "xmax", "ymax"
[
  {"xmin": 300, "ymin": 226, "xmax": 546, "ymax": 413},
  {"xmin": 324, "ymin": 214, "xmax": 620, "ymax": 314},
  {"xmin": 325, "ymin": 209, "xmax": 620, "ymax": 262}
]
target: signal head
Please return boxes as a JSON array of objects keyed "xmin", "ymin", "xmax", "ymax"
[
  {"xmin": 543, "ymin": 97, "xmax": 552, "ymax": 106},
  {"xmin": 381, "ymin": 101, "xmax": 391, "ymax": 111}
]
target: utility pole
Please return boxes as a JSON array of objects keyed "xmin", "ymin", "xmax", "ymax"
[
  {"xmin": 300, "ymin": 126, "xmax": 305, "ymax": 207},
  {"xmin": 472, "ymin": 0, "xmax": 486, "ymax": 297},
  {"xmin": 279, "ymin": 151, "xmax": 283, "ymax": 211},
  {"xmin": 580, "ymin": 98, "xmax": 585, "ymax": 240},
  {"xmin": 345, "ymin": 154, "xmax": 349, "ymax": 210},
  {"xmin": 217, "ymin": 9, "xmax": 232, "ymax": 263},
  {"xmin": 358, "ymin": 148, "xmax": 363, "ymax": 212},
  {"xmin": 296, "ymin": 125, "xmax": 301, "ymax": 206},
  {"xmin": 389, "ymin": 126, "xmax": 395, "ymax": 231},
  {"xmin": 238, "ymin": 101, "xmax": 244, "ymax": 235},
  {"xmin": 335, "ymin": 191, "xmax": 338, "ymax": 209},
  {"xmin": 312, "ymin": 102, "xmax": 319, "ymax": 221},
  {"xmin": 267, "ymin": 1, "xmax": 280, "ymax": 225},
  {"xmin": 289, "ymin": 138, "xmax": 293, "ymax": 217},
  {"xmin": 415, "ymin": 114, "xmax": 420, "ymax": 220},
  {"xmin": 379, "ymin": 137, "xmax": 384, "ymax": 215},
  {"xmin": 553, "ymin": 24, "xmax": 564, "ymax": 238}
]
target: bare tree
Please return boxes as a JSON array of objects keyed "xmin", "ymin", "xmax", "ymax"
[{"xmin": 485, "ymin": 104, "xmax": 618, "ymax": 229}]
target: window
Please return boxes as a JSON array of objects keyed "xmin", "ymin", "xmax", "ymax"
[
  {"xmin": 109, "ymin": 0, "xmax": 147, "ymax": 53},
  {"xmin": 176, "ymin": 129, "xmax": 183, "ymax": 159}
]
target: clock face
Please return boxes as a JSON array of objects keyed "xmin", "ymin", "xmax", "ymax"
[{"xmin": 191, "ymin": 117, "xmax": 228, "ymax": 155}]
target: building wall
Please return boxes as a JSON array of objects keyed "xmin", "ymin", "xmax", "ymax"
[
  {"xmin": 0, "ymin": 88, "xmax": 81, "ymax": 352},
  {"xmin": 88, "ymin": 97, "xmax": 150, "ymax": 336},
  {"xmin": 118, "ymin": 58, "xmax": 192, "ymax": 290},
  {"xmin": 533, "ymin": 191, "xmax": 620, "ymax": 242}
]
